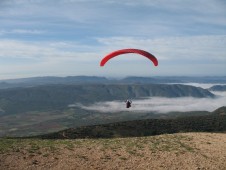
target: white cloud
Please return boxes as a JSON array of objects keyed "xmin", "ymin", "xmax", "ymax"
[
  {"xmin": 0, "ymin": 29, "xmax": 45, "ymax": 35},
  {"xmin": 97, "ymin": 35, "xmax": 226, "ymax": 61},
  {"xmin": 75, "ymin": 90, "xmax": 226, "ymax": 113},
  {"xmin": 0, "ymin": 39, "xmax": 103, "ymax": 79},
  {"xmin": 1, "ymin": 0, "xmax": 225, "ymax": 28},
  {"xmin": 0, "ymin": 39, "xmax": 100, "ymax": 60},
  {"xmin": 3, "ymin": 35, "xmax": 225, "ymax": 62}
]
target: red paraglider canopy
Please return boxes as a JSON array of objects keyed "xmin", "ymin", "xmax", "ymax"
[{"xmin": 100, "ymin": 49, "xmax": 158, "ymax": 66}]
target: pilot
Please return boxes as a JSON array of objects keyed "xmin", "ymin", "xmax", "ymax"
[{"xmin": 125, "ymin": 100, "xmax": 132, "ymax": 108}]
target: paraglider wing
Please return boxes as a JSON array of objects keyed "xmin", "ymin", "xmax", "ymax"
[{"xmin": 100, "ymin": 49, "xmax": 158, "ymax": 66}]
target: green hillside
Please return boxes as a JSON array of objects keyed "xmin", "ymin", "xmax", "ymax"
[{"xmin": 34, "ymin": 107, "xmax": 226, "ymax": 139}]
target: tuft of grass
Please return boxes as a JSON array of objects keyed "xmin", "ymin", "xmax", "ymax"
[
  {"xmin": 42, "ymin": 153, "xmax": 49, "ymax": 157},
  {"xmin": 28, "ymin": 144, "xmax": 40, "ymax": 153},
  {"xmin": 119, "ymin": 156, "xmax": 127, "ymax": 160},
  {"xmin": 0, "ymin": 138, "xmax": 23, "ymax": 153},
  {"xmin": 147, "ymin": 134, "xmax": 196, "ymax": 153},
  {"xmin": 127, "ymin": 150, "xmax": 136, "ymax": 155},
  {"xmin": 77, "ymin": 155, "xmax": 89, "ymax": 161}
]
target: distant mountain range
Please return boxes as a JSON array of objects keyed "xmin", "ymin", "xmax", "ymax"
[
  {"xmin": 0, "ymin": 76, "xmax": 226, "ymax": 89},
  {"xmin": 0, "ymin": 84, "xmax": 214, "ymax": 115},
  {"xmin": 121, "ymin": 76, "xmax": 226, "ymax": 84},
  {"xmin": 209, "ymin": 85, "xmax": 226, "ymax": 91}
]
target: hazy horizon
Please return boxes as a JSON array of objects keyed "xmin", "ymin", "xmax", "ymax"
[{"xmin": 0, "ymin": 74, "xmax": 226, "ymax": 82}]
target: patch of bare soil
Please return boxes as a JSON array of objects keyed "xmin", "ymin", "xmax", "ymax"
[{"xmin": 1, "ymin": 132, "xmax": 226, "ymax": 170}]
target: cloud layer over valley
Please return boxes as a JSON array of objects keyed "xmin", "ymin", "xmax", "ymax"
[{"xmin": 74, "ymin": 84, "xmax": 226, "ymax": 113}]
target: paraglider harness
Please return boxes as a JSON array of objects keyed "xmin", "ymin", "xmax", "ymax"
[{"xmin": 125, "ymin": 100, "xmax": 132, "ymax": 108}]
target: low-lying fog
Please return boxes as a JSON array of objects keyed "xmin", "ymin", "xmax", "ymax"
[{"xmin": 74, "ymin": 84, "xmax": 226, "ymax": 113}]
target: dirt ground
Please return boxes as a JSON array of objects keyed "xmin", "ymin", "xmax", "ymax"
[{"xmin": 1, "ymin": 132, "xmax": 226, "ymax": 170}]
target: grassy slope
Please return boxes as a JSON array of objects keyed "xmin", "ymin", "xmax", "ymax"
[
  {"xmin": 1, "ymin": 132, "xmax": 226, "ymax": 170},
  {"xmin": 37, "ymin": 113, "xmax": 226, "ymax": 139}
]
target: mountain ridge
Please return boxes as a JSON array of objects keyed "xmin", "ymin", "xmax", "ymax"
[
  {"xmin": 0, "ymin": 76, "xmax": 226, "ymax": 89},
  {"xmin": 209, "ymin": 85, "xmax": 226, "ymax": 91}
]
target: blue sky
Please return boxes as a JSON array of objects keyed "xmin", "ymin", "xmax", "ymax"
[{"xmin": 0, "ymin": 0, "xmax": 226, "ymax": 79}]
